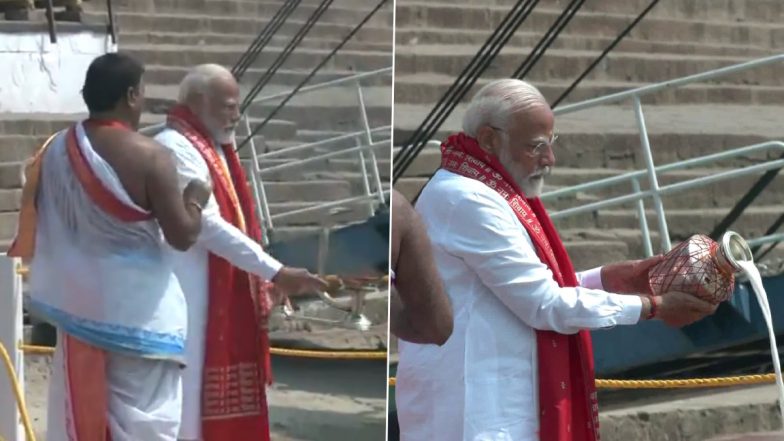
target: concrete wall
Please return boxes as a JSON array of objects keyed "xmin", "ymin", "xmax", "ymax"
[{"xmin": 0, "ymin": 25, "xmax": 115, "ymax": 114}]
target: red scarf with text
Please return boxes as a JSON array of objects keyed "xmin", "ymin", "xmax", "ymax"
[
  {"xmin": 167, "ymin": 105, "xmax": 273, "ymax": 441},
  {"xmin": 440, "ymin": 132, "xmax": 600, "ymax": 441}
]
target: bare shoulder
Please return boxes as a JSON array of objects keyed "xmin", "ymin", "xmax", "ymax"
[
  {"xmin": 116, "ymin": 132, "xmax": 175, "ymax": 171},
  {"xmin": 392, "ymin": 189, "xmax": 415, "ymax": 224}
]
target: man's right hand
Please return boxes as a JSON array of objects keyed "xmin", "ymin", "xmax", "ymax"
[
  {"xmin": 271, "ymin": 266, "xmax": 328, "ymax": 298},
  {"xmin": 183, "ymin": 178, "xmax": 212, "ymax": 208},
  {"xmin": 655, "ymin": 291, "xmax": 718, "ymax": 327}
]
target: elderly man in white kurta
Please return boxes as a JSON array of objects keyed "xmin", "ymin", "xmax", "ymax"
[
  {"xmin": 154, "ymin": 64, "xmax": 327, "ymax": 441},
  {"xmin": 395, "ymin": 79, "xmax": 717, "ymax": 441}
]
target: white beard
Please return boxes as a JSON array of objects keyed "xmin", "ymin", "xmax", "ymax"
[
  {"xmin": 198, "ymin": 111, "xmax": 237, "ymax": 145},
  {"xmin": 498, "ymin": 146, "xmax": 550, "ymax": 198},
  {"xmin": 212, "ymin": 129, "xmax": 236, "ymax": 146}
]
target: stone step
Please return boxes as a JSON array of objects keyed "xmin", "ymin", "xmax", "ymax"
[
  {"xmin": 0, "ymin": 112, "xmax": 299, "ymax": 143},
  {"xmin": 143, "ymin": 84, "xmax": 392, "ymax": 133},
  {"xmin": 122, "ymin": 44, "xmax": 391, "ymax": 73},
  {"xmin": 87, "ymin": 0, "xmax": 394, "ymax": 25},
  {"xmin": 562, "ymin": 231, "xmax": 784, "ymax": 271},
  {"xmin": 394, "ymin": 3, "xmax": 784, "ymax": 48},
  {"xmin": 259, "ymin": 158, "xmax": 390, "ymax": 183},
  {"xmin": 254, "ymin": 135, "xmax": 391, "ymax": 154},
  {"xmin": 562, "ymin": 239, "xmax": 631, "ymax": 272},
  {"xmin": 267, "ymin": 225, "xmax": 324, "ymax": 243},
  {"xmin": 253, "ymin": 179, "xmax": 353, "ymax": 203},
  {"xmin": 143, "ymin": 64, "xmax": 392, "ymax": 88},
  {"xmin": 395, "ymin": 132, "xmax": 781, "ymax": 173},
  {"xmin": 268, "ymin": 201, "xmax": 378, "ymax": 226},
  {"xmin": 393, "ymin": 104, "xmax": 784, "ymax": 169},
  {"xmin": 394, "ymin": 47, "xmax": 784, "ymax": 87},
  {"xmin": 406, "ymin": 0, "xmax": 784, "ymax": 24},
  {"xmin": 329, "ymin": 157, "xmax": 391, "ymax": 174},
  {"xmin": 0, "ymin": 211, "xmax": 19, "ymax": 241},
  {"xmin": 0, "ymin": 135, "xmax": 48, "ymax": 162},
  {"xmin": 0, "ymin": 188, "xmax": 21, "ymax": 212},
  {"xmin": 120, "ymin": 31, "xmax": 393, "ymax": 52},
  {"xmin": 394, "ymin": 166, "xmax": 784, "ymax": 215},
  {"xmin": 394, "ymin": 30, "xmax": 777, "ymax": 57},
  {"xmin": 394, "ymin": 74, "xmax": 784, "ymax": 106},
  {"xmin": 81, "ymin": 12, "xmax": 393, "ymax": 43},
  {"xmin": 552, "ymin": 206, "xmax": 783, "ymax": 240}
]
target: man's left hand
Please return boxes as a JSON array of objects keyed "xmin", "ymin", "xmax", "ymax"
[{"xmin": 601, "ymin": 255, "xmax": 665, "ymax": 294}]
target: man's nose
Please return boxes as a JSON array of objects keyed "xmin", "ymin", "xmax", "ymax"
[{"xmin": 540, "ymin": 144, "xmax": 555, "ymax": 167}]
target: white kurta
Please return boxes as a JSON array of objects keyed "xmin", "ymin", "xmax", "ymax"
[
  {"xmin": 154, "ymin": 129, "xmax": 283, "ymax": 441},
  {"xmin": 396, "ymin": 169, "xmax": 643, "ymax": 441}
]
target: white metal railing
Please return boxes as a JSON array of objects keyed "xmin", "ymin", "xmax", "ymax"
[
  {"xmin": 0, "ymin": 256, "xmax": 24, "ymax": 441},
  {"xmin": 411, "ymin": 54, "xmax": 784, "ymax": 257},
  {"xmin": 243, "ymin": 67, "xmax": 392, "ymax": 244},
  {"xmin": 541, "ymin": 141, "xmax": 784, "ymax": 257},
  {"xmin": 546, "ymin": 53, "xmax": 784, "ymax": 255}
]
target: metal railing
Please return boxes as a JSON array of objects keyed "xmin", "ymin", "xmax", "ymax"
[
  {"xmin": 546, "ymin": 53, "xmax": 784, "ymax": 255},
  {"xmin": 243, "ymin": 67, "xmax": 392, "ymax": 244},
  {"xmin": 541, "ymin": 141, "xmax": 784, "ymax": 257},
  {"xmin": 408, "ymin": 54, "xmax": 784, "ymax": 258},
  {"xmin": 0, "ymin": 257, "xmax": 24, "ymax": 441}
]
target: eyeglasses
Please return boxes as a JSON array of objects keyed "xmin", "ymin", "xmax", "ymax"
[{"xmin": 490, "ymin": 126, "xmax": 557, "ymax": 157}]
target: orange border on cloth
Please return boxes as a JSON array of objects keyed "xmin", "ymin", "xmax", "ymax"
[
  {"xmin": 7, "ymin": 132, "xmax": 59, "ymax": 259},
  {"xmin": 63, "ymin": 335, "xmax": 111, "ymax": 441}
]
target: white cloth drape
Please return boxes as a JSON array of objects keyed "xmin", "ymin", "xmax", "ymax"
[{"xmin": 28, "ymin": 121, "xmax": 187, "ymax": 360}]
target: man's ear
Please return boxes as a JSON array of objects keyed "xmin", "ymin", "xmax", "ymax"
[
  {"xmin": 126, "ymin": 86, "xmax": 142, "ymax": 109},
  {"xmin": 475, "ymin": 125, "xmax": 499, "ymax": 155}
]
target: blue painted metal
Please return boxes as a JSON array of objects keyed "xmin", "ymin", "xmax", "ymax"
[
  {"xmin": 592, "ymin": 273, "xmax": 784, "ymax": 375},
  {"xmin": 265, "ymin": 206, "xmax": 390, "ymax": 277}
]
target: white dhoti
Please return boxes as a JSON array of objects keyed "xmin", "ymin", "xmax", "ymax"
[{"xmin": 46, "ymin": 332, "xmax": 184, "ymax": 441}]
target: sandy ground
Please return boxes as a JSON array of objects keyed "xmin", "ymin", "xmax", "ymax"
[{"xmin": 20, "ymin": 325, "xmax": 388, "ymax": 441}]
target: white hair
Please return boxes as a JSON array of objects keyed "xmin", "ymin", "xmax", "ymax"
[
  {"xmin": 177, "ymin": 63, "xmax": 234, "ymax": 103},
  {"xmin": 462, "ymin": 79, "xmax": 549, "ymax": 137}
]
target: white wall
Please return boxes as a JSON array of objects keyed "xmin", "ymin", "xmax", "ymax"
[{"xmin": 0, "ymin": 29, "xmax": 116, "ymax": 114}]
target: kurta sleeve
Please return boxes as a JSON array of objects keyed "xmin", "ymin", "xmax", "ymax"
[
  {"xmin": 439, "ymin": 190, "xmax": 641, "ymax": 335},
  {"xmin": 155, "ymin": 130, "xmax": 283, "ymax": 281}
]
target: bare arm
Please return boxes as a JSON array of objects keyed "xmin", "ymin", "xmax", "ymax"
[
  {"xmin": 145, "ymin": 144, "xmax": 204, "ymax": 251},
  {"xmin": 390, "ymin": 189, "xmax": 453, "ymax": 345}
]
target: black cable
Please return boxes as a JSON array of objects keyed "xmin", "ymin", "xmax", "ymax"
[
  {"xmin": 393, "ymin": 0, "xmax": 537, "ymax": 179},
  {"xmin": 709, "ymin": 153, "xmax": 784, "ymax": 241},
  {"xmin": 513, "ymin": 0, "xmax": 584, "ymax": 79},
  {"xmin": 753, "ymin": 211, "xmax": 784, "ymax": 261},
  {"xmin": 232, "ymin": 0, "xmax": 296, "ymax": 78},
  {"xmin": 236, "ymin": 0, "xmax": 390, "ymax": 153},
  {"xmin": 393, "ymin": 0, "xmax": 540, "ymax": 182},
  {"xmin": 240, "ymin": 0, "xmax": 335, "ymax": 113},
  {"xmin": 232, "ymin": 0, "xmax": 302, "ymax": 80},
  {"xmin": 552, "ymin": 0, "xmax": 661, "ymax": 108}
]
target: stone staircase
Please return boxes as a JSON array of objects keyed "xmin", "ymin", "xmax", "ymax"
[
  {"xmin": 393, "ymin": 0, "xmax": 784, "ymax": 271},
  {"xmin": 0, "ymin": 0, "xmax": 394, "ymax": 248}
]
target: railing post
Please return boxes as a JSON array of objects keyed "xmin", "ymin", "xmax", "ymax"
[
  {"xmin": 633, "ymin": 96, "xmax": 672, "ymax": 252},
  {"xmin": 0, "ymin": 256, "xmax": 24, "ymax": 441},
  {"xmin": 245, "ymin": 115, "xmax": 274, "ymax": 244},
  {"xmin": 355, "ymin": 135, "xmax": 375, "ymax": 218},
  {"xmin": 355, "ymin": 78, "xmax": 386, "ymax": 207},
  {"xmin": 631, "ymin": 178, "xmax": 653, "ymax": 257}
]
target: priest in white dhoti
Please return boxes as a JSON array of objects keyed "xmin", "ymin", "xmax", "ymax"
[
  {"xmin": 9, "ymin": 53, "xmax": 213, "ymax": 440},
  {"xmin": 395, "ymin": 79, "xmax": 718, "ymax": 441},
  {"xmin": 153, "ymin": 64, "xmax": 327, "ymax": 441}
]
